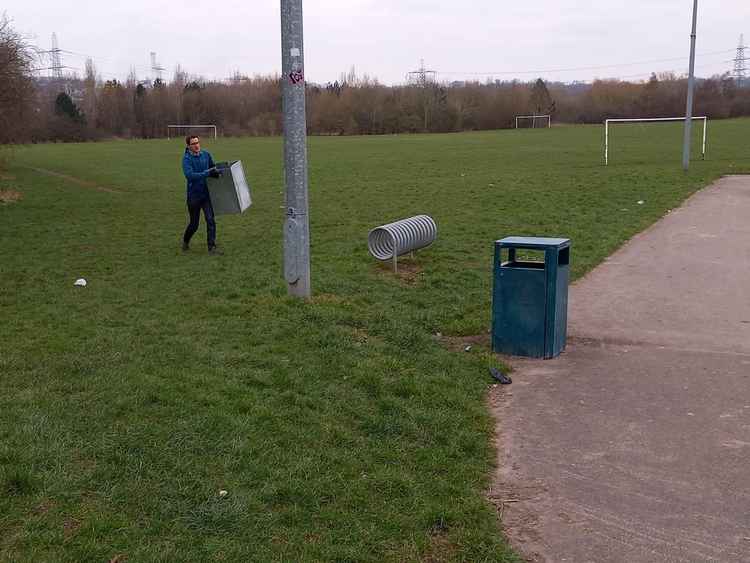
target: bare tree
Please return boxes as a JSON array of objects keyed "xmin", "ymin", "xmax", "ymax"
[
  {"xmin": 7, "ymin": 42, "xmax": 750, "ymax": 141},
  {"xmin": 0, "ymin": 13, "xmax": 36, "ymax": 143}
]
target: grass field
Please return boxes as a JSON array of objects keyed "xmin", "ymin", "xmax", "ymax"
[{"xmin": 1, "ymin": 120, "xmax": 749, "ymax": 562}]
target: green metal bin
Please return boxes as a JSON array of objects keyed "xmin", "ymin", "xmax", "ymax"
[{"xmin": 492, "ymin": 237, "xmax": 570, "ymax": 359}]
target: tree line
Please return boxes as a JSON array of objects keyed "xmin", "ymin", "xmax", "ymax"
[{"xmin": 2, "ymin": 17, "xmax": 750, "ymax": 144}]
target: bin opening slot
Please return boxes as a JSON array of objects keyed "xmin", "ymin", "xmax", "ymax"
[
  {"xmin": 500, "ymin": 247, "xmax": 546, "ymax": 269},
  {"xmin": 558, "ymin": 247, "xmax": 570, "ymax": 266}
]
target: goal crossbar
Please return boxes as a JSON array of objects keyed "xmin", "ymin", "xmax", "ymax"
[
  {"xmin": 515, "ymin": 114, "xmax": 551, "ymax": 129},
  {"xmin": 167, "ymin": 124, "xmax": 218, "ymax": 140},
  {"xmin": 604, "ymin": 117, "xmax": 707, "ymax": 166}
]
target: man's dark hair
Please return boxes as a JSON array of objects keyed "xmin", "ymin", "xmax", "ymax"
[{"xmin": 186, "ymin": 135, "xmax": 199, "ymax": 145}]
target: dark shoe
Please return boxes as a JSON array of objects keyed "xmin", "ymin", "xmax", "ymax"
[
  {"xmin": 181, "ymin": 241, "xmax": 189, "ymax": 252},
  {"xmin": 208, "ymin": 246, "xmax": 224, "ymax": 256}
]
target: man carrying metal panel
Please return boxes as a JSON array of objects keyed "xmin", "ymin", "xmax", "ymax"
[{"xmin": 181, "ymin": 135, "xmax": 223, "ymax": 255}]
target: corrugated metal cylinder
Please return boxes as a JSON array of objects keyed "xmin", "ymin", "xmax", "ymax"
[{"xmin": 368, "ymin": 215, "xmax": 437, "ymax": 260}]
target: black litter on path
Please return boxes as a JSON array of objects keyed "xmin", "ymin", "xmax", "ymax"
[{"xmin": 490, "ymin": 367, "xmax": 512, "ymax": 385}]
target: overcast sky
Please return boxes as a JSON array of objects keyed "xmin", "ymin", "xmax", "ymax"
[{"xmin": 5, "ymin": 1, "xmax": 748, "ymax": 85}]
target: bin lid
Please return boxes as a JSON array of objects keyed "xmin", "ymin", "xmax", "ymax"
[{"xmin": 496, "ymin": 236, "xmax": 570, "ymax": 249}]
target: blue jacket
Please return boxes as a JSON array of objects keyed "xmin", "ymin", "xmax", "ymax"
[{"xmin": 182, "ymin": 148, "xmax": 215, "ymax": 201}]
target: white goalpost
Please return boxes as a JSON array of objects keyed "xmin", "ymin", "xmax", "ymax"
[
  {"xmin": 515, "ymin": 115, "xmax": 551, "ymax": 129},
  {"xmin": 167, "ymin": 124, "xmax": 218, "ymax": 140},
  {"xmin": 604, "ymin": 117, "xmax": 707, "ymax": 166}
]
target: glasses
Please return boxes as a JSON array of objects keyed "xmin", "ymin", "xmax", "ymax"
[{"xmin": 189, "ymin": 141, "xmax": 200, "ymax": 145}]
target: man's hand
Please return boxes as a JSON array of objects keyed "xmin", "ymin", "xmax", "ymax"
[{"xmin": 208, "ymin": 167, "xmax": 221, "ymax": 179}]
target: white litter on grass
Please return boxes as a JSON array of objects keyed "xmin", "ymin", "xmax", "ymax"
[
  {"xmin": 219, "ymin": 490, "xmax": 228, "ymax": 497},
  {"xmin": 464, "ymin": 345, "xmax": 472, "ymax": 352},
  {"xmin": 74, "ymin": 278, "xmax": 87, "ymax": 287},
  {"xmin": 637, "ymin": 200, "xmax": 645, "ymax": 205}
]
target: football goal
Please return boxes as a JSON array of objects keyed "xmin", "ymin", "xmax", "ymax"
[
  {"xmin": 515, "ymin": 115, "xmax": 551, "ymax": 129},
  {"xmin": 167, "ymin": 124, "xmax": 218, "ymax": 140},
  {"xmin": 604, "ymin": 117, "xmax": 707, "ymax": 166}
]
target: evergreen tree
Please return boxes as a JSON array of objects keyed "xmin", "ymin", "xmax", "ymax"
[
  {"xmin": 55, "ymin": 92, "xmax": 85, "ymax": 123},
  {"xmin": 530, "ymin": 78, "xmax": 554, "ymax": 114}
]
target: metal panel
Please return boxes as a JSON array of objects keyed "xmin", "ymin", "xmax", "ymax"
[
  {"xmin": 207, "ymin": 160, "xmax": 252, "ymax": 216},
  {"xmin": 493, "ymin": 265, "xmax": 547, "ymax": 357},
  {"xmin": 499, "ymin": 236, "xmax": 570, "ymax": 250},
  {"xmin": 543, "ymin": 246, "xmax": 560, "ymax": 359},
  {"xmin": 230, "ymin": 161, "xmax": 251, "ymax": 212},
  {"xmin": 554, "ymin": 252, "xmax": 570, "ymax": 356}
]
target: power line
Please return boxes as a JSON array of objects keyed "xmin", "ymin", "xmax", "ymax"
[
  {"xmin": 30, "ymin": 41, "xmax": 742, "ymax": 86},
  {"xmin": 60, "ymin": 49, "xmax": 154, "ymax": 74},
  {"xmin": 46, "ymin": 47, "xmax": 187, "ymax": 83},
  {"xmin": 566, "ymin": 58, "xmax": 736, "ymax": 81},
  {"xmin": 51, "ymin": 47, "xmax": 226, "ymax": 83},
  {"xmin": 435, "ymin": 49, "xmax": 736, "ymax": 77}
]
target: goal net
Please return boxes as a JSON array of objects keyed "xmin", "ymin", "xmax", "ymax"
[
  {"xmin": 515, "ymin": 115, "xmax": 551, "ymax": 129},
  {"xmin": 604, "ymin": 117, "xmax": 707, "ymax": 166},
  {"xmin": 167, "ymin": 124, "xmax": 218, "ymax": 140}
]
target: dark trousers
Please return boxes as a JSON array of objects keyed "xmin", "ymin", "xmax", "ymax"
[{"xmin": 183, "ymin": 197, "xmax": 216, "ymax": 249}]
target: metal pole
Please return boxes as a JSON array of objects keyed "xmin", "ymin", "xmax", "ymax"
[
  {"xmin": 281, "ymin": 0, "xmax": 311, "ymax": 298},
  {"xmin": 392, "ymin": 236, "xmax": 398, "ymax": 274},
  {"xmin": 701, "ymin": 117, "xmax": 707, "ymax": 159},
  {"xmin": 604, "ymin": 120, "xmax": 609, "ymax": 166},
  {"xmin": 682, "ymin": 0, "xmax": 698, "ymax": 171}
]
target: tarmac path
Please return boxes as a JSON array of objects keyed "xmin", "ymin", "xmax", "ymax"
[{"xmin": 491, "ymin": 175, "xmax": 750, "ymax": 563}]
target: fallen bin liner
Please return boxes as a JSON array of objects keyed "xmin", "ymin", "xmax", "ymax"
[{"xmin": 207, "ymin": 160, "xmax": 252, "ymax": 215}]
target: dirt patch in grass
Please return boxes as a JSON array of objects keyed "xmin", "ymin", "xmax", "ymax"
[
  {"xmin": 374, "ymin": 260, "xmax": 424, "ymax": 285},
  {"xmin": 438, "ymin": 332, "xmax": 490, "ymax": 353},
  {"xmin": 421, "ymin": 529, "xmax": 456, "ymax": 562},
  {"xmin": 351, "ymin": 327, "xmax": 383, "ymax": 347},
  {"xmin": 0, "ymin": 190, "xmax": 22, "ymax": 204},
  {"xmin": 34, "ymin": 499, "xmax": 57, "ymax": 515},
  {"xmin": 73, "ymin": 449, "xmax": 98, "ymax": 472},
  {"xmin": 25, "ymin": 166, "xmax": 122, "ymax": 194},
  {"xmin": 303, "ymin": 533, "xmax": 322, "ymax": 545},
  {"xmin": 352, "ymin": 327, "xmax": 369, "ymax": 344},
  {"xmin": 63, "ymin": 517, "xmax": 82, "ymax": 540}
]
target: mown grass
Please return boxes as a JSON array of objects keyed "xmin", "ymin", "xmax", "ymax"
[{"xmin": 1, "ymin": 120, "xmax": 748, "ymax": 562}]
